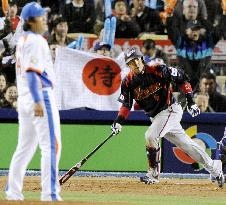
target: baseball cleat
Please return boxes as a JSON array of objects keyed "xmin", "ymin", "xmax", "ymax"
[
  {"xmin": 140, "ymin": 167, "xmax": 160, "ymax": 184},
  {"xmin": 216, "ymin": 171, "xmax": 225, "ymax": 188},
  {"xmin": 140, "ymin": 175, "xmax": 159, "ymax": 184}
]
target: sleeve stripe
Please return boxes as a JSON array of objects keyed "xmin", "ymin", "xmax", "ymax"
[
  {"xmin": 180, "ymin": 82, "xmax": 193, "ymax": 94},
  {"xmin": 26, "ymin": 67, "xmax": 43, "ymax": 74},
  {"xmin": 118, "ymin": 105, "xmax": 130, "ymax": 119}
]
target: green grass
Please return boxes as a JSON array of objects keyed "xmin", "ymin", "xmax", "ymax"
[{"xmin": 1, "ymin": 191, "xmax": 226, "ymax": 205}]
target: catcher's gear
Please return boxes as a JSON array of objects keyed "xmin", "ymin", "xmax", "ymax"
[
  {"xmin": 111, "ymin": 123, "xmax": 122, "ymax": 135},
  {"xmin": 187, "ymin": 103, "xmax": 200, "ymax": 117},
  {"xmin": 124, "ymin": 47, "xmax": 143, "ymax": 65}
]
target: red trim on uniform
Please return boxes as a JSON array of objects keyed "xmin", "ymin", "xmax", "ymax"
[
  {"xmin": 156, "ymin": 145, "xmax": 161, "ymax": 175},
  {"xmin": 166, "ymin": 84, "xmax": 173, "ymax": 105},
  {"xmin": 158, "ymin": 111, "xmax": 172, "ymax": 138},
  {"xmin": 118, "ymin": 105, "xmax": 130, "ymax": 119},
  {"xmin": 26, "ymin": 67, "xmax": 43, "ymax": 74},
  {"xmin": 180, "ymin": 82, "xmax": 193, "ymax": 94},
  {"xmin": 55, "ymin": 136, "xmax": 59, "ymax": 154},
  {"xmin": 126, "ymin": 71, "xmax": 134, "ymax": 87},
  {"xmin": 134, "ymin": 102, "xmax": 140, "ymax": 110},
  {"xmin": 146, "ymin": 64, "xmax": 162, "ymax": 78}
]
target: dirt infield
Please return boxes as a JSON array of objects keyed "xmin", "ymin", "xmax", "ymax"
[{"xmin": 1, "ymin": 176, "xmax": 226, "ymax": 204}]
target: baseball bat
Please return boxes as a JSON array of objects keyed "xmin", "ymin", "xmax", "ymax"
[{"xmin": 59, "ymin": 132, "xmax": 114, "ymax": 185}]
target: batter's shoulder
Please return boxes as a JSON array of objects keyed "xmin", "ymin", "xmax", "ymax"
[
  {"xmin": 145, "ymin": 59, "xmax": 166, "ymax": 77},
  {"xmin": 122, "ymin": 71, "xmax": 134, "ymax": 86}
]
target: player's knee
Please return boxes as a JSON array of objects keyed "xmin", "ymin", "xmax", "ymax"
[
  {"xmin": 178, "ymin": 140, "xmax": 193, "ymax": 153},
  {"xmin": 145, "ymin": 132, "xmax": 159, "ymax": 148}
]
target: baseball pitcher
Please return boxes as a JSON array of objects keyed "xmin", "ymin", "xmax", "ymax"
[
  {"xmin": 5, "ymin": 2, "xmax": 62, "ymax": 201},
  {"xmin": 111, "ymin": 47, "xmax": 224, "ymax": 188}
]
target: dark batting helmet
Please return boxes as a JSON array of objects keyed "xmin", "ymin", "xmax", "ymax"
[{"xmin": 124, "ymin": 47, "xmax": 143, "ymax": 64}]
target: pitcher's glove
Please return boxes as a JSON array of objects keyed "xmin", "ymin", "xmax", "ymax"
[
  {"xmin": 187, "ymin": 103, "xmax": 200, "ymax": 117},
  {"xmin": 111, "ymin": 123, "xmax": 122, "ymax": 135}
]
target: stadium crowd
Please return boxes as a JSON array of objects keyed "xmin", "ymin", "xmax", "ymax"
[{"xmin": 0, "ymin": 0, "xmax": 225, "ymax": 112}]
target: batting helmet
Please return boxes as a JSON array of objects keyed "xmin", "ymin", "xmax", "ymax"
[
  {"xmin": 125, "ymin": 47, "xmax": 143, "ymax": 64},
  {"xmin": 21, "ymin": 2, "xmax": 46, "ymax": 21}
]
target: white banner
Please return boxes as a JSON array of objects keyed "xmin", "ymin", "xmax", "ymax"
[{"xmin": 54, "ymin": 47, "xmax": 129, "ymax": 111}]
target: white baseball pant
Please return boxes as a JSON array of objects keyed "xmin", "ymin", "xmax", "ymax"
[
  {"xmin": 145, "ymin": 103, "xmax": 221, "ymax": 177},
  {"xmin": 5, "ymin": 88, "xmax": 62, "ymax": 201}
]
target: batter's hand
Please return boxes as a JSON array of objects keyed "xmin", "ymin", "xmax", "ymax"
[
  {"xmin": 187, "ymin": 103, "xmax": 200, "ymax": 117},
  {"xmin": 34, "ymin": 102, "xmax": 44, "ymax": 117},
  {"xmin": 111, "ymin": 123, "xmax": 122, "ymax": 135}
]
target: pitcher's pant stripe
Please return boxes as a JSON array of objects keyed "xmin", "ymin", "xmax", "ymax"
[{"xmin": 43, "ymin": 91, "xmax": 57, "ymax": 201}]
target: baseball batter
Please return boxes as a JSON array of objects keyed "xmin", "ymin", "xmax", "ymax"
[
  {"xmin": 5, "ymin": 2, "xmax": 62, "ymax": 201},
  {"xmin": 111, "ymin": 47, "xmax": 224, "ymax": 188},
  {"xmin": 212, "ymin": 126, "xmax": 226, "ymax": 180}
]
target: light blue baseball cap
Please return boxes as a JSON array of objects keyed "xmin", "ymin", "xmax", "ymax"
[{"xmin": 21, "ymin": 2, "xmax": 46, "ymax": 21}]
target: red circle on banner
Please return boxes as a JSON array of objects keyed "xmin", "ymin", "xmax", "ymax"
[{"xmin": 82, "ymin": 58, "xmax": 121, "ymax": 95}]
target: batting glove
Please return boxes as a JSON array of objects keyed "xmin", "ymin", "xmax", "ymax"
[
  {"xmin": 187, "ymin": 104, "xmax": 200, "ymax": 117},
  {"xmin": 111, "ymin": 123, "xmax": 122, "ymax": 135}
]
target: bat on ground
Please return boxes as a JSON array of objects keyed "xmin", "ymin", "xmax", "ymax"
[{"xmin": 59, "ymin": 132, "xmax": 114, "ymax": 185}]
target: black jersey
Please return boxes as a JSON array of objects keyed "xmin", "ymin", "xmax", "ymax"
[{"xmin": 118, "ymin": 61, "xmax": 191, "ymax": 118}]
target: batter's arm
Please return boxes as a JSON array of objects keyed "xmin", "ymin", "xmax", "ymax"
[
  {"xmin": 158, "ymin": 65, "xmax": 196, "ymax": 105},
  {"xmin": 111, "ymin": 77, "xmax": 132, "ymax": 135},
  {"xmin": 115, "ymin": 77, "xmax": 133, "ymax": 124}
]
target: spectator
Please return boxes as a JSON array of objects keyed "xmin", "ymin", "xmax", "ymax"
[
  {"xmin": 203, "ymin": 0, "xmax": 222, "ymax": 25},
  {"xmin": 145, "ymin": 0, "xmax": 164, "ymax": 11},
  {"xmin": 165, "ymin": 2, "xmax": 226, "ymax": 88},
  {"xmin": 141, "ymin": 39, "xmax": 169, "ymax": 65},
  {"xmin": 48, "ymin": 16, "xmax": 73, "ymax": 61},
  {"xmin": 1, "ymin": 39, "xmax": 16, "ymax": 83},
  {"xmin": 199, "ymin": 73, "xmax": 226, "ymax": 112},
  {"xmin": 174, "ymin": 0, "xmax": 223, "ymax": 25},
  {"xmin": 0, "ymin": 72, "xmax": 7, "ymax": 100},
  {"xmin": 48, "ymin": 16, "xmax": 72, "ymax": 46},
  {"xmin": 194, "ymin": 92, "xmax": 214, "ymax": 112},
  {"xmin": 0, "ymin": 84, "xmax": 17, "ymax": 108},
  {"xmin": 62, "ymin": 0, "xmax": 96, "ymax": 33},
  {"xmin": 130, "ymin": 0, "xmax": 164, "ymax": 34},
  {"xmin": 0, "ymin": 1, "xmax": 20, "ymax": 40},
  {"xmin": 40, "ymin": 0, "xmax": 60, "ymax": 14},
  {"xmin": 174, "ymin": 0, "xmax": 201, "ymax": 34},
  {"xmin": 94, "ymin": 0, "xmax": 105, "ymax": 34},
  {"xmin": 113, "ymin": 0, "xmax": 140, "ymax": 38},
  {"xmin": 174, "ymin": 0, "xmax": 207, "ymax": 20},
  {"xmin": 94, "ymin": 41, "xmax": 111, "ymax": 57},
  {"xmin": 8, "ymin": 1, "xmax": 20, "ymax": 32}
]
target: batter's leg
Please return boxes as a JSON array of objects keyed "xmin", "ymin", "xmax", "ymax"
[
  {"xmin": 140, "ymin": 110, "xmax": 172, "ymax": 184},
  {"xmin": 165, "ymin": 130, "xmax": 224, "ymax": 187}
]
